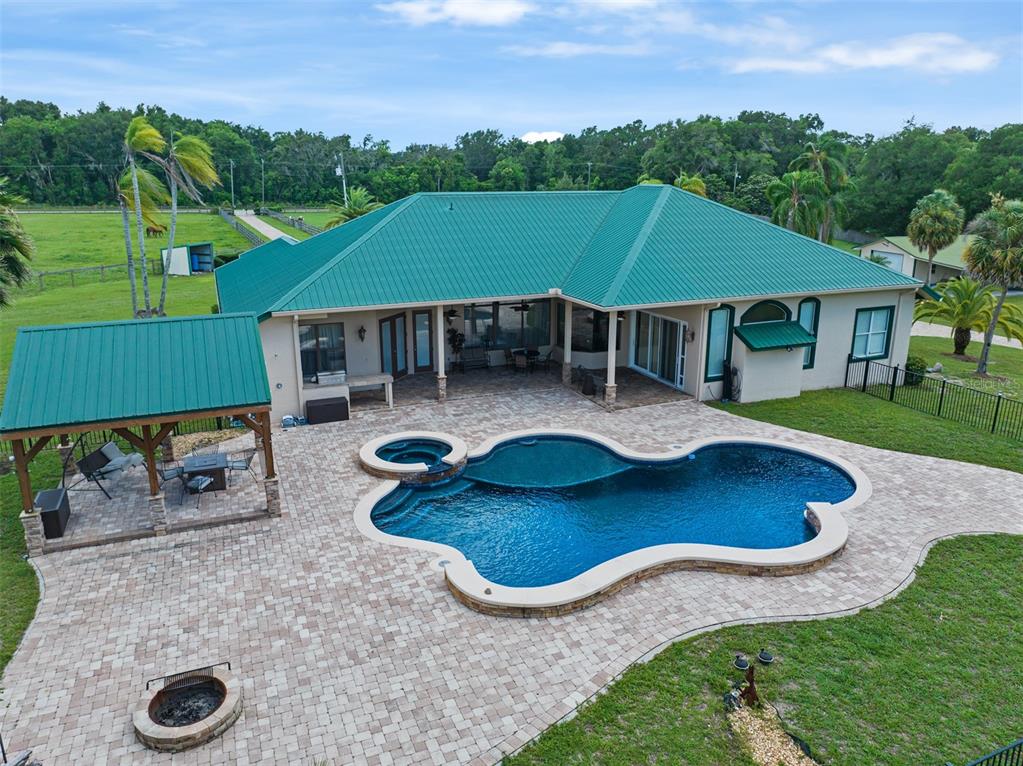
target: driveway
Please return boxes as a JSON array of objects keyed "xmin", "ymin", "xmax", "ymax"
[
  {"xmin": 1, "ymin": 387, "xmax": 1020, "ymax": 765},
  {"xmin": 235, "ymin": 210, "xmax": 291, "ymax": 240},
  {"xmin": 913, "ymin": 320, "xmax": 1022, "ymax": 349}
]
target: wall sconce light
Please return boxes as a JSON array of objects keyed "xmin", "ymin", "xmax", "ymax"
[
  {"xmin": 358, "ymin": 325, "xmax": 367, "ymax": 342},
  {"xmin": 684, "ymin": 329, "xmax": 696, "ymax": 343}
]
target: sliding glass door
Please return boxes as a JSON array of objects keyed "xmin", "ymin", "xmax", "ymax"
[{"xmin": 631, "ymin": 311, "xmax": 685, "ymax": 389}]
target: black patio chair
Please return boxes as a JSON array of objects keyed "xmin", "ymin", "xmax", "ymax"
[{"xmin": 226, "ymin": 448, "xmax": 258, "ymax": 485}]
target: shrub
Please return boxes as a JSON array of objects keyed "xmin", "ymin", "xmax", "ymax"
[{"xmin": 904, "ymin": 354, "xmax": 927, "ymax": 386}]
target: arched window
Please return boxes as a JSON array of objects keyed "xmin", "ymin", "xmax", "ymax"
[
  {"xmin": 797, "ymin": 297, "xmax": 820, "ymax": 369},
  {"xmin": 740, "ymin": 300, "xmax": 791, "ymax": 324}
]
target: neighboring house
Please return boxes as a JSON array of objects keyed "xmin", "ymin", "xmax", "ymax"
[
  {"xmin": 856, "ymin": 235, "xmax": 974, "ymax": 284},
  {"xmin": 215, "ymin": 184, "xmax": 920, "ymax": 412}
]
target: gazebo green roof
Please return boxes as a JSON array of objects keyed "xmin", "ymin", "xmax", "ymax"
[
  {"xmin": 733, "ymin": 321, "xmax": 818, "ymax": 352},
  {"xmin": 0, "ymin": 313, "xmax": 270, "ymax": 436},
  {"xmin": 216, "ymin": 185, "xmax": 920, "ymax": 318}
]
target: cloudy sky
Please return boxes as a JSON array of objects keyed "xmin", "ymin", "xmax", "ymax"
[{"xmin": 2, "ymin": 0, "xmax": 1020, "ymax": 145}]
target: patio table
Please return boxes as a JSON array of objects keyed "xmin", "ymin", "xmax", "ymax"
[{"xmin": 182, "ymin": 454, "xmax": 229, "ymax": 491}]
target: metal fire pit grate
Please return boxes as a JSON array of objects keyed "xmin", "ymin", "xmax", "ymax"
[{"xmin": 146, "ymin": 661, "xmax": 231, "ymax": 691}]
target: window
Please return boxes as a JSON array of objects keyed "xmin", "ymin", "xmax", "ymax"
[
  {"xmin": 464, "ymin": 300, "xmax": 551, "ymax": 349},
  {"xmin": 741, "ymin": 300, "xmax": 791, "ymax": 324},
  {"xmin": 797, "ymin": 298, "xmax": 820, "ymax": 369},
  {"xmin": 704, "ymin": 305, "xmax": 734, "ymax": 382},
  {"xmin": 851, "ymin": 306, "xmax": 894, "ymax": 360},
  {"xmin": 299, "ymin": 322, "xmax": 346, "ymax": 382},
  {"xmin": 561, "ymin": 307, "xmax": 620, "ymax": 352}
]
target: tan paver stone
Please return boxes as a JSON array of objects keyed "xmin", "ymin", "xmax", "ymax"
[{"xmin": 0, "ymin": 386, "xmax": 1020, "ymax": 765}]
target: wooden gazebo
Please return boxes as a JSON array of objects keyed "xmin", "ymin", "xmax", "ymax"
[{"xmin": 0, "ymin": 313, "xmax": 279, "ymax": 555}]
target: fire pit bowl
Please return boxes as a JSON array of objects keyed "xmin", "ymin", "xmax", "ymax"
[{"xmin": 133, "ymin": 666, "xmax": 242, "ymax": 752}]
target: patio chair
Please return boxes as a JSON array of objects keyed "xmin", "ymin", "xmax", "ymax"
[
  {"xmin": 513, "ymin": 352, "xmax": 530, "ymax": 374},
  {"xmin": 226, "ymin": 448, "xmax": 258, "ymax": 485},
  {"xmin": 158, "ymin": 460, "xmax": 187, "ymax": 501},
  {"xmin": 190, "ymin": 442, "xmax": 221, "ymax": 457},
  {"xmin": 184, "ymin": 475, "xmax": 215, "ymax": 509},
  {"xmin": 536, "ymin": 348, "xmax": 554, "ymax": 373}
]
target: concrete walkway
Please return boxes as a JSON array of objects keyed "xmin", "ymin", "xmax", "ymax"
[
  {"xmin": 235, "ymin": 210, "xmax": 290, "ymax": 240},
  {"xmin": 1, "ymin": 388, "xmax": 1021, "ymax": 764},
  {"xmin": 912, "ymin": 320, "xmax": 1022, "ymax": 349}
]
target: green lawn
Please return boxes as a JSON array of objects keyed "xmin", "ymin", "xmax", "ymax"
[
  {"xmin": 1, "ymin": 276, "xmax": 216, "ymax": 395},
  {"xmin": 20, "ymin": 212, "xmax": 254, "ymax": 271},
  {"xmin": 508, "ymin": 534, "xmax": 1022, "ymax": 766},
  {"xmin": 910, "ymin": 335, "xmax": 1022, "ymax": 399},
  {"xmin": 0, "ymin": 450, "xmax": 59, "ymax": 677},
  {"xmin": 257, "ymin": 214, "xmax": 313, "ymax": 240},
  {"xmin": 831, "ymin": 238, "xmax": 861, "ymax": 254},
  {"xmin": 288, "ymin": 210, "xmax": 333, "ymax": 229}
]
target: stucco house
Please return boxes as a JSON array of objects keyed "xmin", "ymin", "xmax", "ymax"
[
  {"xmin": 215, "ymin": 184, "xmax": 920, "ymax": 415},
  {"xmin": 856, "ymin": 234, "xmax": 974, "ymax": 284}
]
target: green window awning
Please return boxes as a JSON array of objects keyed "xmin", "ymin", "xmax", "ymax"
[
  {"xmin": 733, "ymin": 321, "xmax": 817, "ymax": 352},
  {"xmin": 917, "ymin": 284, "xmax": 942, "ymax": 301}
]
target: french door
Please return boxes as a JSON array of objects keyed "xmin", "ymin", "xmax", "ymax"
[
  {"xmin": 412, "ymin": 310, "xmax": 433, "ymax": 372},
  {"xmin": 631, "ymin": 311, "xmax": 686, "ymax": 389},
  {"xmin": 379, "ymin": 313, "xmax": 408, "ymax": 379}
]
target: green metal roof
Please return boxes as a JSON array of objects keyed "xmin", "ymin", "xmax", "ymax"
[
  {"xmin": 733, "ymin": 321, "xmax": 817, "ymax": 351},
  {"xmin": 918, "ymin": 284, "xmax": 943, "ymax": 301},
  {"xmin": 0, "ymin": 314, "xmax": 270, "ymax": 434},
  {"xmin": 216, "ymin": 185, "xmax": 920, "ymax": 318}
]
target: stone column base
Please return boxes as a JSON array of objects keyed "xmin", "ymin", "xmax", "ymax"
[
  {"xmin": 263, "ymin": 477, "xmax": 281, "ymax": 517},
  {"xmin": 20, "ymin": 511, "xmax": 45, "ymax": 557},
  {"xmin": 57, "ymin": 444, "xmax": 77, "ymax": 477},
  {"xmin": 148, "ymin": 494, "xmax": 168, "ymax": 535},
  {"xmin": 161, "ymin": 436, "xmax": 175, "ymax": 462},
  {"xmin": 437, "ymin": 375, "xmax": 447, "ymax": 402},
  {"xmin": 561, "ymin": 363, "xmax": 572, "ymax": 385},
  {"xmin": 604, "ymin": 383, "xmax": 618, "ymax": 406}
]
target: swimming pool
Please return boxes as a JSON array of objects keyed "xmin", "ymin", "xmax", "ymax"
[
  {"xmin": 356, "ymin": 430, "xmax": 870, "ymax": 615},
  {"xmin": 375, "ymin": 438, "xmax": 451, "ymax": 467}
]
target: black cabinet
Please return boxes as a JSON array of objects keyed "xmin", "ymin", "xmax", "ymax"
[
  {"xmin": 306, "ymin": 396, "xmax": 350, "ymax": 425},
  {"xmin": 35, "ymin": 488, "xmax": 71, "ymax": 539}
]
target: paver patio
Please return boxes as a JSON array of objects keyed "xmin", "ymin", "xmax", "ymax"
[{"xmin": 1, "ymin": 385, "xmax": 1021, "ymax": 765}]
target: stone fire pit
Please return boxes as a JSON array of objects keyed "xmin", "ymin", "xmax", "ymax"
[{"xmin": 133, "ymin": 665, "xmax": 242, "ymax": 752}]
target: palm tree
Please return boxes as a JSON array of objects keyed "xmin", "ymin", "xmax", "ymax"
[
  {"xmin": 117, "ymin": 167, "xmax": 169, "ymax": 316},
  {"xmin": 964, "ymin": 196, "xmax": 1023, "ymax": 374},
  {"xmin": 0, "ymin": 177, "xmax": 34, "ymax": 309},
  {"xmin": 914, "ymin": 276, "xmax": 1023, "ymax": 355},
  {"xmin": 147, "ymin": 133, "xmax": 220, "ymax": 316},
  {"xmin": 765, "ymin": 171, "xmax": 827, "ymax": 238},
  {"xmin": 325, "ymin": 186, "xmax": 384, "ymax": 228},
  {"xmin": 636, "ymin": 173, "xmax": 663, "ymax": 185},
  {"xmin": 673, "ymin": 172, "xmax": 707, "ymax": 197},
  {"xmin": 907, "ymin": 189, "xmax": 965, "ymax": 286},
  {"xmin": 123, "ymin": 116, "xmax": 166, "ymax": 316},
  {"xmin": 789, "ymin": 139, "xmax": 853, "ymax": 242}
]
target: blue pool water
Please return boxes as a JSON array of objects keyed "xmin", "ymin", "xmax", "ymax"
[
  {"xmin": 371, "ymin": 437, "xmax": 856, "ymax": 587},
  {"xmin": 375, "ymin": 438, "xmax": 450, "ymax": 466}
]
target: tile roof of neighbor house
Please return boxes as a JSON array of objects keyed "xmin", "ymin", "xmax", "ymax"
[
  {"xmin": 0, "ymin": 314, "xmax": 270, "ymax": 435},
  {"xmin": 215, "ymin": 184, "xmax": 920, "ymax": 318},
  {"xmin": 860, "ymin": 235, "xmax": 974, "ymax": 270},
  {"xmin": 733, "ymin": 320, "xmax": 818, "ymax": 351}
]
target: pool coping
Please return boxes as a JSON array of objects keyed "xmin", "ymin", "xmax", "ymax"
[{"xmin": 353, "ymin": 428, "xmax": 871, "ymax": 617}]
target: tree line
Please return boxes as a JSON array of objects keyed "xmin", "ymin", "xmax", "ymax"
[{"xmin": 1, "ymin": 97, "xmax": 1021, "ymax": 235}]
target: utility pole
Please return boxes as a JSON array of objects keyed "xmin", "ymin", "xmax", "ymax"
[
  {"xmin": 260, "ymin": 158, "xmax": 265, "ymax": 209},
  {"xmin": 732, "ymin": 159, "xmax": 741, "ymax": 194},
  {"xmin": 586, "ymin": 161, "xmax": 592, "ymax": 190},
  {"xmin": 229, "ymin": 158, "xmax": 236, "ymax": 208},
  {"xmin": 334, "ymin": 151, "xmax": 349, "ymax": 205}
]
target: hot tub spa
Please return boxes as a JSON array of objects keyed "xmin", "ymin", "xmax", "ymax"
[
  {"xmin": 355, "ymin": 429, "xmax": 871, "ymax": 616},
  {"xmin": 359, "ymin": 431, "xmax": 468, "ymax": 483}
]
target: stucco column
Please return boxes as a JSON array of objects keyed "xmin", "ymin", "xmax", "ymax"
[
  {"xmin": 435, "ymin": 304, "xmax": 447, "ymax": 401},
  {"xmin": 561, "ymin": 300, "xmax": 573, "ymax": 385},
  {"xmin": 604, "ymin": 310, "xmax": 618, "ymax": 406}
]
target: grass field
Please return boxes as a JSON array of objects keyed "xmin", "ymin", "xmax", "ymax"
[
  {"xmin": 507, "ymin": 534, "xmax": 1022, "ymax": 766},
  {"xmin": 20, "ymin": 211, "xmax": 254, "ymax": 271},
  {"xmin": 288, "ymin": 210, "xmax": 334, "ymax": 229},
  {"xmin": 830, "ymin": 238, "xmax": 861, "ymax": 254},
  {"xmin": 909, "ymin": 334, "xmax": 1022, "ymax": 398}
]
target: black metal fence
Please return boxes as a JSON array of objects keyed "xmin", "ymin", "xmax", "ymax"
[
  {"xmin": 845, "ymin": 358, "xmax": 1023, "ymax": 440},
  {"xmin": 949, "ymin": 737, "xmax": 1023, "ymax": 766},
  {"xmin": 259, "ymin": 208, "xmax": 323, "ymax": 235}
]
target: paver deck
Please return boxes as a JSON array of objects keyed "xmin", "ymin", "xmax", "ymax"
[{"xmin": 2, "ymin": 387, "xmax": 1021, "ymax": 765}]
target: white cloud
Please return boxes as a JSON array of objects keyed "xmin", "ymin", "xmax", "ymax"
[
  {"xmin": 731, "ymin": 33, "xmax": 999, "ymax": 75},
  {"xmin": 376, "ymin": 0, "xmax": 534, "ymax": 26},
  {"xmin": 503, "ymin": 40, "xmax": 651, "ymax": 57},
  {"xmin": 520, "ymin": 130, "xmax": 565, "ymax": 143}
]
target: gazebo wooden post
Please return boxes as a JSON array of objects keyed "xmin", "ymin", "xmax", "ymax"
[
  {"xmin": 258, "ymin": 411, "xmax": 280, "ymax": 517},
  {"xmin": 141, "ymin": 425, "xmax": 168, "ymax": 535},
  {"xmin": 12, "ymin": 438, "xmax": 44, "ymax": 557}
]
